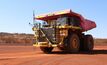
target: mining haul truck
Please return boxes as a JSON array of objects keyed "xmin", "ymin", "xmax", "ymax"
[{"xmin": 32, "ymin": 9, "xmax": 96, "ymax": 53}]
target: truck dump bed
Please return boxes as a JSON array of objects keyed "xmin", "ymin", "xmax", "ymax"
[{"xmin": 35, "ymin": 9, "xmax": 96, "ymax": 32}]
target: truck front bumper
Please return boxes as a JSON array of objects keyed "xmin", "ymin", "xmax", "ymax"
[{"xmin": 33, "ymin": 42, "xmax": 58, "ymax": 47}]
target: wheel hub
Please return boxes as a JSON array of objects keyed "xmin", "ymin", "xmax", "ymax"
[{"xmin": 72, "ymin": 38, "xmax": 78, "ymax": 48}]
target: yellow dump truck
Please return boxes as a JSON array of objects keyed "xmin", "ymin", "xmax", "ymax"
[{"xmin": 32, "ymin": 9, "xmax": 96, "ymax": 53}]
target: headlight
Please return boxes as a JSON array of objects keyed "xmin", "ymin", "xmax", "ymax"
[
  {"xmin": 32, "ymin": 27, "xmax": 39, "ymax": 31},
  {"xmin": 32, "ymin": 27, "xmax": 35, "ymax": 31}
]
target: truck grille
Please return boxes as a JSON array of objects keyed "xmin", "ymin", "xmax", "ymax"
[{"xmin": 40, "ymin": 28, "xmax": 60, "ymax": 44}]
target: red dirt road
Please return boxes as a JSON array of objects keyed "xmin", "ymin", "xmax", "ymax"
[{"xmin": 0, "ymin": 46, "xmax": 107, "ymax": 65}]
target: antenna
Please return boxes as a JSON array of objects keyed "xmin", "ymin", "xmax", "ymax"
[{"xmin": 33, "ymin": 10, "xmax": 35, "ymax": 24}]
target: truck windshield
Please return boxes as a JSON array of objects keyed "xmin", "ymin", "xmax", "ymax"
[
  {"xmin": 56, "ymin": 17, "xmax": 67, "ymax": 25},
  {"xmin": 33, "ymin": 20, "xmax": 46, "ymax": 28},
  {"xmin": 36, "ymin": 17, "xmax": 67, "ymax": 28}
]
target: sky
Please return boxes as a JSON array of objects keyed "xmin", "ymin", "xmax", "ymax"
[{"xmin": 0, "ymin": 0, "xmax": 107, "ymax": 38}]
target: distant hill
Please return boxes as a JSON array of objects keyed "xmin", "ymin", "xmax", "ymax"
[
  {"xmin": 94, "ymin": 38, "xmax": 107, "ymax": 46},
  {"xmin": 0, "ymin": 32, "xmax": 34, "ymax": 46},
  {"xmin": 0, "ymin": 32, "xmax": 107, "ymax": 46}
]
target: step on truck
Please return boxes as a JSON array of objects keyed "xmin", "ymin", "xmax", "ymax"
[{"xmin": 32, "ymin": 9, "xmax": 96, "ymax": 53}]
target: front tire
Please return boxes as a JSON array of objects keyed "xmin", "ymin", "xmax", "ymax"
[
  {"xmin": 40, "ymin": 47, "xmax": 53, "ymax": 54},
  {"xmin": 58, "ymin": 38, "xmax": 68, "ymax": 51},
  {"xmin": 67, "ymin": 33, "xmax": 80, "ymax": 53}
]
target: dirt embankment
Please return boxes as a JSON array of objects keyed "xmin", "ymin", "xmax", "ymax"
[
  {"xmin": 0, "ymin": 32, "xmax": 107, "ymax": 46},
  {"xmin": 0, "ymin": 32, "xmax": 34, "ymax": 46},
  {"xmin": 94, "ymin": 38, "xmax": 107, "ymax": 46}
]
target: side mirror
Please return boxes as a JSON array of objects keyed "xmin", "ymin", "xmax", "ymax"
[{"xmin": 29, "ymin": 22, "xmax": 33, "ymax": 26}]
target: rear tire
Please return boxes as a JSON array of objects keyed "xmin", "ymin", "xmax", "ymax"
[
  {"xmin": 67, "ymin": 33, "xmax": 80, "ymax": 53},
  {"xmin": 40, "ymin": 47, "xmax": 53, "ymax": 54},
  {"xmin": 84, "ymin": 35, "xmax": 94, "ymax": 51}
]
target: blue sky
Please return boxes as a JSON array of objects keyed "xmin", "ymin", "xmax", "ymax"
[{"xmin": 0, "ymin": 0, "xmax": 107, "ymax": 38}]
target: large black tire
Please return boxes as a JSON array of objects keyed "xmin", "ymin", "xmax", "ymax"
[
  {"xmin": 58, "ymin": 46, "xmax": 65, "ymax": 51},
  {"xmin": 67, "ymin": 33, "xmax": 80, "ymax": 53},
  {"xmin": 79, "ymin": 34, "xmax": 85, "ymax": 51},
  {"xmin": 58, "ymin": 38, "xmax": 68, "ymax": 51},
  {"xmin": 40, "ymin": 47, "xmax": 53, "ymax": 54},
  {"xmin": 84, "ymin": 35, "xmax": 94, "ymax": 51}
]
